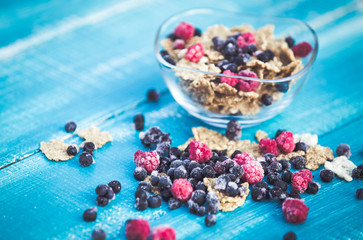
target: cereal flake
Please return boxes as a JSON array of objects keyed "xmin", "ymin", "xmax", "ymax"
[
  {"xmin": 40, "ymin": 140, "xmax": 77, "ymax": 161},
  {"xmin": 305, "ymin": 145, "xmax": 334, "ymax": 170},
  {"xmin": 78, "ymin": 127, "xmax": 113, "ymax": 149},
  {"xmin": 324, "ymin": 156, "xmax": 357, "ymax": 182}
]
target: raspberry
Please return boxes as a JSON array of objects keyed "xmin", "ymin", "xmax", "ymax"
[
  {"xmin": 225, "ymin": 119, "xmax": 242, "ymax": 141},
  {"xmin": 291, "ymin": 170, "xmax": 312, "ymax": 193},
  {"xmin": 242, "ymin": 161, "xmax": 264, "ymax": 184},
  {"xmin": 171, "ymin": 179, "xmax": 193, "ymax": 202},
  {"xmin": 291, "ymin": 42, "xmax": 312, "ymax": 57},
  {"xmin": 185, "ymin": 43, "xmax": 204, "ymax": 63},
  {"xmin": 125, "ymin": 219, "xmax": 150, "ymax": 240},
  {"xmin": 188, "ymin": 140, "xmax": 212, "ymax": 163},
  {"xmin": 293, "ymin": 169, "xmax": 313, "ymax": 182},
  {"xmin": 233, "ymin": 152, "xmax": 254, "ymax": 165},
  {"xmin": 221, "ymin": 70, "xmax": 239, "ymax": 87},
  {"xmin": 276, "ymin": 131, "xmax": 295, "ymax": 154},
  {"xmin": 282, "ymin": 198, "xmax": 309, "ymax": 224},
  {"xmin": 134, "ymin": 150, "xmax": 160, "ymax": 173},
  {"xmin": 174, "ymin": 22, "xmax": 195, "ymax": 41},
  {"xmin": 238, "ymin": 70, "xmax": 260, "ymax": 92},
  {"xmin": 173, "ymin": 39, "xmax": 185, "ymax": 49},
  {"xmin": 151, "ymin": 226, "xmax": 176, "ymax": 240},
  {"xmin": 259, "ymin": 138, "xmax": 280, "ymax": 156},
  {"xmin": 237, "ymin": 32, "xmax": 256, "ymax": 48}
]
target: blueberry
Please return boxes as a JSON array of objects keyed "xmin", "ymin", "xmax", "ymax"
[
  {"xmin": 147, "ymin": 195, "xmax": 162, "ymax": 208},
  {"xmin": 173, "ymin": 165, "xmax": 187, "ymax": 179},
  {"xmin": 96, "ymin": 184, "xmax": 109, "ymax": 196},
  {"xmin": 225, "ymin": 36, "xmax": 237, "ymax": 45},
  {"xmin": 191, "ymin": 190, "xmax": 206, "ymax": 205},
  {"xmin": 150, "ymin": 175, "xmax": 159, "ymax": 186},
  {"xmin": 214, "ymin": 175, "xmax": 230, "ymax": 191},
  {"xmin": 216, "ymin": 59, "xmax": 230, "ymax": 70},
  {"xmin": 206, "ymin": 204, "xmax": 219, "ymax": 215},
  {"xmin": 225, "ymin": 119, "xmax": 242, "ymax": 141},
  {"xmin": 294, "ymin": 142, "xmax": 309, "ymax": 152},
  {"xmin": 245, "ymin": 44, "xmax": 257, "ymax": 55},
  {"xmin": 66, "ymin": 145, "xmax": 78, "ymax": 156},
  {"xmin": 167, "ymin": 33, "xmax": 178, "ymax": 41},
  {"xmin": 108, "ymin": 180, "xmax": 121, "ymax": 194},
  {"xmin": 285, "ymin": 36, "xmax": 295, "ymax": 48},
  {"xmin": 267, "ymin": 172, "xmax": 281, "ymax": 185},
  {"xmin": 264, "ymin": 153, "xmax": 277, "ymax": 165},
  {"xmin": 83, "ymin": 142, "xmax": 95, "ymax": 153},
  {"xmin": 222, "ymin": 42, "xmax": 238, "ymax": 57},
  {"xmin": 212, "ymin": 37, "xmax": 225, "ymax": 51},
  {"xmin": 273, "ymin": 180, "xmax": 288, "ymax": 191},
  {"xmin": 160, "ymin": 50, "xmax": 169, "ymax": 56},
  {"xmin": 352, "ymin": 167, "xmax": 363, "ymax": 180},
  {"xmin": 279, "ymin": 159, "xmax": 291, "ymax": 171},
  {"xmin": 336, "ymin": 143, "xmax": 351, "ymax": 159},
  {"xmin": 230, "ymin": 165, "xmax": 244, "ymax": 178},
  {"xmin": 190, "ymin": 167, "xmax": 203, "ymax": 181},
  {"xmin": 83, "ymin": 207, "xmax": 97, "ymax": 222},
  {"xmin": 188, "ymin": 200, "xmax": 199, "ymax": 214},
  {"xmin": 269, "ymin": 186, "xmax": 286, "ymax": 200},
  {"xmin": 291, "ymin": 156, "xmax": 305, "ymax": 169},
  {"xmin": 254, "ymin": 181, "xmax": 268, "ymax": 189},
  {"xmin": 188, "ymin": 178, "xmax": 198, "ymax": 189},
  {"xmin": 196, "ymin": 206, "xmax": 206, "ymax": 216},
  {"xmin": 214, "ymin": 161, "xmax": 226, "ymax": 175},
  {"xmin": 194, "ymin": 28, "xmax": 202, "ymax": 36},
  {"xmin": 205, "ymin": 214, "xmax": 217, "ymax": 227},
  {"xmin": 92, "ymin": 228, "xmax": 106, "ymax": 240},
  {"xmin": 188, "ymin": 161, "xmax": 200, "ymax": 173},
  {"xmin": 167, "ymin": 168, "xmax": 175, "ymax": 179},
  {"xmin": 281, "ymin": 170, "xmax": 292, "ymax": 184},
  {"xmin": 104, "ymin": 188, "xmax": 115, "ymax": 200},
  {"xmin": 356, "ymin": 188, "xmax": 363, "ymax": 199},
  {"xmin": 158, "ymin": 176, "xmax": 172, "ymax": 190},
  {"xmin": 261, "ymin": 94, "xmax": 273, "ymax": 106},
  {"xmin": 147, "ymin": 89, "xmax": 160, "ymax": 102},
  {"xmin": 268, "ymin": 161, "xmax": 282, "ymax": 173},
  {"xmin": 135, "ymin": 197, "xmax": 148, "ymax": 211},
  {"xmin": 224, "ymin": 62, "xmax": 238, "ymax": 73},
  {"xmin": 306, "ymin": 182, "xmax": 319, "ymax": 194},
  {"xmin": 320, "ymin": 169, "xmax": 334, "ymax": 182},
  {"xmin": 289, "ymin": 189, "xmax": 301, "ymax": 199},
  {"xmin": 65, "ymin": 121, "xmax": 77, "ymax": 132},
  {"xmin": 170, "ymin": 160, "xmax": 184, "ymax": 169},
  {"xmin": 96, "ymin": 196, "xmax": 109, "ymax": 207},
  {"xmin": 260, "ymin": 161, "xmax": 268, "ymax": 175},
  {"xmin": 257, "ymin": 51, "xmax": 270, "ymax": 62},
  {"xmin": 79, "ymin": 152, "xmax": 93, "ymax": 167},
  {"xmin": 201, "ymin": 165, "xmax": 215, "ymax": 178},
  {"xmin": 135, "ymin": 189, "xmax": 149, "ymax": 200},
  {"xmin": 170, "ymin": 147, "xmax": 182, "ymax": 159},
  {"xmin": 161, "ymin": 189, "xmax": 173, "ymax": 201},
  {"xmin": 275, "ymin": 129, "xmax": 286, "ymax": 139},
  {"xmin": 251, "ymin": 187, "xmax": 266, "ymax": 202},
  {"xmin": 180, "ymin": 152, "xmax": 190, "ymax": 160},
  {"xmin": 235, "ymin": 53, "xmax": 250, "ymax": 65},
  {"xmin": 230, "ymin": 150, "xmax": 242, "ymax": 159},
  {"xmin": 283, "ymin": 231, "xmax": 297, "ymax": 240},
  {"xmin": 195, "ymin": 182, "xmax": 207, "ymax": 192},
  {"xmin": 226, "ymin": 182, "xmax": 239, "ymax": 197},
  {"xmin": 276, "ymin": 82, "xmax": 289, "ymax": 93},
  {"xmin": 206, "ymin": 191, "xmax": 220, "ymax": 205},
  {"xmin": 134, "ymin": 167, "xmax": 147, "ymax": 181},
  {"xmin": 137, "ymin": 181, "xmax": 152, "ymax": 192},
  {"xmin": 168, "ymin": 197, "xmax": 182, "ymax": 210},
  {"xmin": 222, "ymin": 159, "xmax": 234, "ymax": 170},
  {"xmin": 162, "ymin": 55, "xmax": 176, "ymax": 65},
  {"xmin": 210, "ymin": 152, "xmax": 220, "ymax": 162}
]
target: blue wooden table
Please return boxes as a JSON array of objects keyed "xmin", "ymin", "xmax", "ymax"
[{"xmin": 1, "ymin": 0, "xmax": 362, "ymax": 239}]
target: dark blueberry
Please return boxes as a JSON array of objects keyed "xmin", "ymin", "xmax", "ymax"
[
  {"xmin": 289, "ymin": 189, "xmax": 301, "ymax": 199},
  {"xmin": 281, "ymin": 170, "xmax": 292, "ymax": 184},
  {"xmin": 285, "ymin": 36, "xmax": 295, "ymax": 48},
  {"xmin": 214, "ymin": 175, "xmax": 230, "ymax": 191},
  {"xmin": 279, "ymin": 159, "xmax": 291, "ymax": 171},
  {"xmin": 212, "ymin": 37, "xmax": 225, "ymax": 51},
  {"xmin": 261, "ymin": 94, "xmax": 273, "ymax": 106},
  {"xmin": 224, "ymin": 62, "xmax": 238, "ymax": 73},
  {"xmin": 225, "ymin": 36, "xmax": 237, "ymax": 45},
  {"xmin": 222, "ymin": 42, "xmax": 238, "ymax": 57},
  {"xmin": 276, "ymin": 82, "xmax": 289, "ymax": 93},
  {"xmin": 358, "ymin": 165, "xmax": 363, "ymax": 171},
  {"xmin": 168, "ymin": 197, "xmax": 182, "ymax": 210},
  {"xmin": 214, "ymin": 161, "xmax": 226, "ymax": 175},
  {"xmin": 235, "ymin": 53, "xmax": 250, "ymax": 65},
  {"xmin": 206, "ymin": 191, "xmax": 220, "ymax": 205},
  {"xmin": 306, "ymin": 182, "xmax": 320, "ymax": 194},
  {"xmin": 230, "ymin": 165, "xmax": 244, "ymax": 178},
  {"xmin": 104, "ymin": 188, "xmax": 115, "ymax": 200},
  {"xmin": 140, "ymin": 127, "xmax": 171, "ymax": 148},
  {"xmin": 194, "ymin": 28, "xmax": 202, "ymax": 36},
  {"xmin": 96, "ymin": 196, "xmax": 109, "ymax": 207},
  {"xmin": 83, "ymin": 207, "xmax": 97, "ymax": 222},
  {"xmin": 226, "ymin": 173, "xmax": 237, "ymax": 182},
  {"xmin": 210, "ymin": 152, "xmax": 220, "ymax": 162},
  {"xmin": 225, "ymin": 119, "xmax": 242, "ymax": 141},
  {"xmin": 275, "ymin": 129, "xmax": 286, "ymax": 139},
  {"xmin": 161, "ymin": 189, "xmax": 173, "ymax": 201},
  {"xmin": 218, "ymin": 155, "xmax": 229, "ymax": 162},
  {"xmin": 157, "ymin": 156, "xmax": 171, "ymax": 172},
  {"xmin": 108, "ymin": 180, "xmax": 121, "ymax": 194},
  {"xmin": 202, "ymin": 165, "xmax": 216, "ymax": 178},
  {"xmin": 158, "ymin": 176, "xmax": 172, "ymax": 190},
  {"xmin": 183, "ymin": 159, "xmax": 191, "ymax": 168},
  {"xmin": 294, "ymin": 142, "xmax": 309, "ymax": 152},
  {"xmin": 264, "ymin": 153, "xmax": 277, "ymax": 165},
  {"xmin": 195, "ymin": 182, "xmax": 207, "ymax": 192},
  {"xmin": 223, "ymin": 159, "xmax": 235, "ymax": 170},
  {"xmin": 196, "ymin": 206, "xmax": 206, "ymax": 216},
  {"xmin": 206, "ymin": 204, "xmax": 219, "ymax": 215},
  {"xmin": 191, "ymin": 190, "xmax": 206, "ymax": 205},
  {"xmin": 283, "ymin": 231, "xmax": 297, "ymax": 240},
  {"xmin": 65, "ymin": 121, "xmax": 77, "ymax": 132},
  {"xmin": 66, "ymin": 145, "xmax": 78, "ymax": 156},
  {"xmin": 245, "ymin": 44, "xmax": 258, "ymax": 55},
  {"xmin": 83, "ymin": 142, "xmax": 95, "ymax": 153},
  {"xmin": 150, "ymin": 175, "xmax": 160, "ymax": 186},
  {"xmin": 174, "ymin": 165, "xmax": 188, "ymax": 179},
  {"xmin": 356, "ymin": 188, "xmax": 363, "ymax": 199},
  {"xmin": 135, "ymin": 197, "xmax": 148, "ymax": 211},
  {"xmin": 216, "ymin": 149, "xmax": 228, "ymax": 156},
  {"xmin": 167, "ymin": 33, "xmax": 178, "ymax": 41},
  {"xmin": 92, "ymin": 228, "xmax": 106, "ymax": 240},
  {"xmin": 133, "ymin": 167, "xmax": 147, "ymax": 181},
  {"xmin": 188, "ymin": 178, "xmax": 198, "ymax": 188},
  {"xmin": 291, "ymin": 156, "xmax": 305, "ymax": 169},
  {"xmin": 251, "ymin": 187, "xmax": 266, "ymax": 202},
  {"xmin": 147, "ymin": 89, "xmax": 160, "ymax": 102},
  {"xmin": 156, "ymin": 141, "xmax": 170, "ymax": 157},
  {"xmin": 269, "ymin": 186, "xmax": 286, "ymax": 200},
  {"xmin": 135, "ymin": 189, "xmax": 149, "ymax": 200},
  {"xmin": 257, "ymin": 51, "xmax": 270, "ymax": 62},
  {"xmin": 160, "ymin": 50, "xmax": 169, "ymax": 56},
  {"xmin": 180, "ymin": 152, "xmax": 190, "ymax": 160},
  {"xmin": 273, "ymin": 180, "xmax": 287, "ymax": 191},
  {"xmin": 170, "ymin": 147, "xmax": 182, "ymax": 159},
  {"xmin": 226, "ymin": 182, "xmax": 239, "ymax": 197},
  {"xmin": 137, "ymin": 181, "xmax": 152, "ymax": 192},
  {"xmin": 170, "ymin": 160, "xmax": 184, "ymax": 169},
  {"xmin": 267, "ymin": 172, "xmax": 281, "ymax": 185},
  {"xmin": 188, "ymin": 161, "xmax": 200, "ymax": 173},
  {"xmin": 205, "ymin": 214, "xmax": 217, "ymax": 227},
  {"xmin": 167, "ymin": 168, "xmax": 175, "ymax": 179},
  {"xmin": 162, "ymin": 55, "xmax": 176, "ymax": 65},
  {"xmin": 352, "ymin": 167, "xmax": 363, "ymax": 180},
  {"xmin": 216, "ymin": 59, "xmax": 229, "ymax": 70},
  {"xmin": 230, "ymin": 150, "xmax": 242, "ymax": 159},
  {"xmin": 96, "ymin": 184, "xmax": 109, "ymax": 196},
  {"xmin": 320, "ymin": 169, "xmax": 334, "ymax": 182},
  {"xmin": 147, "ymin": 195, "xmax": 162, "ymax": 208},
  {"xmin": 260, "ymin": 161, "xmax": 268, "ymax": 175},
  {"xmin": 336, "ymin": 143, "xmax": 351, "ymax": 159},
  {"xmin": 188, "ymin": 200, "xmax": 198, "ymax": 214},
  {"xmin": 79, "ymin": 152, "xmax": 93, "ymax": 167},
  {"xmin": 254, "ymin": 181, "xmax": 268, "ymax": 189},
  {"xmin": 268, "ymin": 161, "xmax": 282, "ymax": 174},
  {"xmin": 190, "ymin": 167, "xmax": 203, "ymax": 181}
]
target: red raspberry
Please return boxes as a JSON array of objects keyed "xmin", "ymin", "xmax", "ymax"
[
  {"xmin": 259, "ymin": 138, "xmax": 280, "ymax": 156},
  {"xmin": 291, "ymin": 170, "xmax": 312, "ymax": 193},
  {"xmin": 293, "ymin": 169, "xmax": 313, "ymax": 182},
  {"xmin": 173, "ymin": 39, "xmax": 185, "ymax": 49},
  {"xmin": 276, "ymin": 131, "xmax": 295, "ymax": 154},
  {"xmin": 134, "ymin": 150, "xmax": 160, "ymax": 173},
  {"xmin": 174, "ymin": 22, "xmax": 195, "ymax": 40},
  {"xmin": 188, "ymin": 140, "xmax": 212, "ymax": 163},
  {"xmin": 291, "ymin": 42, "xmax": 313, "ymax": 57},
  {"xmin": 125, "ymin": 219, "xmax": 150, "ymax": 240},
  {"xmin": 185, "ymin": 43, "xmax": 204, "ymax": 63},
  {"xmin": 171, "ymin": 179, "xmax": 193, "ymax": 202},
  {"xmin": 233, "ymin": 152, "xmax": 255, "ymax": 165},
  {"xmin": 151, "ymin": 226, "xmax": 176, "ymax": 240},
  {"xmin": 221, "ymin": 70, "xmax": 239, "ymax": 87},
  {"xmin": 282, "ymin": 198, "xmax": 309, "ymax": 224},
  {"xmin": 242, "ymin": 161, "xmax": 264, "ymax": 184},
  {"xmin": 238, "ymin": 70, "xmax": 260, "ymax": 92},
  {"xmin": 237, "ymin": 32, "xmax": 256, "ymax": 48}
]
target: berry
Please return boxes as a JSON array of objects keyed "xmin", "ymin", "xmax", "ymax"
[
  {"xmin": 125, "ymin": 219, "xmax": 150, "ymax": 240},
  {"xmin": 264, "ymin": 153, "xmax": 277, "ymax": 165},
  {"xmin": 242, "ymin": 161, "xmax": 264, "ymax": 184},
  {"xmin": 174, "ymin": 165, "xmax": 188, "ymax": 179},
  {"xmin": 163, "ymin": 55, "xmax": 176, "ymax": 65},
  {"xmin": 251, "ymin": 187, "xmax": 266, "ymax": 201},
  {"xmin": 238, "ymin": 70, "xmax": 260, "ymax": 92},
  {"xmin": 156, "ymin": 141, "xmax": 170, "ymax": 156},
  {"xmin": 226, "ymin": 182, "xmax": 239, "ymax": 197},
  {"xmin": 352, "ymin": 166, "xmax": 363, "ymax": 180},
  {"xmin": 205, "ymin": 214, "xmax": 217, "ymax": 227},
  {"xmin": 188, "ymin": 161, "xmax": 200, "ymax": 173},
  {"xmin": 259, "ymin": 139, "xmax": 280, "ymax": 156},
  {"xmin": 356, "ymin": 188, "xmax": 363, "ymax": 199},
  {"xmin": 191, "ymin": 190, "xmax": 206, "ymax": 205},
  {"xmin": 185, "ymin": 43, "xmax": 204, "ymax": 63},
  {"xmin": 158, "ymin": 176, "xmax": 172, "ymax": 191},
  {"xmin": 66, "ymin": 145, "xmax": 78, "ymax": 156},
  {"xmin": 279, "ymin": 159, "xmax": 291, "ymax": 171},
  {"xmin": 276, "ymin": 131, "xmax": 295, "ymax": 154},
  {"xmin": 96, "ymin": 196, "xmax": 109, "ymax": 207},
  {"xmin": 235, "ymin": 53, "xmax": 250, "ymax": 65},
  {"xmin": 283, "ymin": 231, "xmax": 297, "ymax": 240},
  {"xmin": 202, "ymin": 165, "xmax": 216, "ymax": 178},
  {"xmin": 223, "ymin": 159, "xmax": 235, "ymax": 170},
  {"xmin": 257, "ymin": 49, "xmax": 275, "ymax": 62},
  {"xmin": 65, "ymin": 121, "xmax": 77, "ymax": 132},
  {"xmin": 230, "ymin": 150, "xmax": 242, "ymax": 159},
  {"xmin": 282, "ymin": 198, "xmax": 309, "ymax": 224},
  {"xmin": 92, "ymin": 228, "xmax": 106, "ymax": 240},
  {"xmin": 320, "ymin": 169, "xmax": 334, "ymax": 182},
  {"xmin": 167, "ymin": 33, "xmax": 178, "ymax": 41},
  {"xmin": 268, "ymin": 161, "xmax": 282, "ymax": 173},
  {"xmin": 135, "ymin": 189, "xmax": 149, "ymax": 200},
  {"xmin": 217, "ymin": 60, "xmax": 237, "ymax": 72},
  {"xmin": 188, "ymin": 178, "xmax": 198, "ymax": 188},
  {"xmin": 291, "ymin": 175, "xmax": 308, "ymax": 193},
  {"xmin": 230, "ymin": 165, "xmax": 244, "ymax": 178},
  {"xmin": 294, "ymin": 169, "xmax": 313, "ymax": 182},
  {"xmin": 104, "ymin": 188, "xmax": 115, "ymax": 200},
  {"xmin": 108, "ymin": 180, "xmax": 121, "ymax": 194},
  {"xmin": 138, "ymin": 181, "xmax": 152, "ymax": 192},
  {"xmin": 161, "ymin": 189, "xmax": 172, "ymax": 201},
  {"xmin": 212, "ymin": 37, "xmax": 225, "ymax": 51},
  {"xmin": 147, "ymin": 89, "xmax": 160, "ymax": 102},
  {"xmin": 195, "ymin": 182, "xmax": 207, "ymax": 192},
  {"xmin": 336, "ymin": 143, "xmax": 351, "ymax": 159},
  {"xmin": 83, "ymin": 142, "xmax": 95, "ymax": 153},
  {"xmin": 83, "ymin": 207, "xmax": 97, "ymax": 222},
  {"xmin": 215, "ymin": 175, "xmax": 230, "ymax": 191},
  {"xmin": 261, "ymin": 94, "xmax": 273, "ymax": 106},
  {"xmin": 291, "ymin": 156, "xmax": 305, "ymax": 169},
  {"xmin": 294, "ymin": 142, "xmax": 309, "ymax": 152},
  {"xmin": 96, "ymin": 184, "xmax": 109, "ymax": 196},
  {"xmin": 170, "ymin": 160, "xmax": 184, "ymax": 169},
  {"xmin": 147, "ymin": 195, "xmax": 162, "ymax": 208},
  {"xmin": 168, "ymin": 197, "xmax": 182, "ymax": 210},
  {"xmin": 274, "ymin": 180, "xmax": 288, "ymax": 191},
  {"xmin": 173, "ymin": 39, "xmax": 185, "ymax": 49},
  {"xmin": 190, "ymin": 167, "xmax": 202, "ymax": 181},
  {"xmin": 260, "ymin": 161, "xmax": 268, "ymax": 175},
  {"xmin": 174, "ymin": 22, "xmax": 195, "ymax": 40},
  {"xmin": 206, "ymin": 204, "xmax": 219, "ymax": 215},
  {"xmin": 291, "ymin": 42, "xmax": 312, "ymax": 57},
  {"xmin": 269, "ymin": 186, "xmax": 286, "ymax": 200},
  {"xmin": 220, "ymin": 70, "xmax": 239, "ymax": 87},
  {"xmin": 289, "ymin": 189, "xmax": 301, "ymax": 199},
  {"xmin": 276, "ymin": 82, "xmax": 289, "ymax": 93},
  {"xmin": 139, "ymin": 126, "xmax": 171, "ymax": 148},
  {"xmin": 134, "ymin": 167, "xmax": 147, "ymax": 181},
  {"xmin": 285, "ymin": 36, "xmax": 295, "ymax": 48},
  {"xmin": 194, "ymin": 28, "xmax": 201, "ymax": 36},
  {"xmin": 170, "ymin": 147, "xmax": 182, "ymax": 159},
  {"xmin": 282, "ymin": 170, "xmax": 293, "ymax": 183},
  {"xmin": 225, "ymin": 119, "xmax": 242, "ymax": 141},
  {"xmin": 237, "ymin": 32, "xmax": 256, "ymax": 48},
  {"xmin": 306, "ymin": 182, "xmax": 320, "ymax": 194},
  {"xmin": 134, "ymin": 150, "xmax": 160, "ymax": 173},
  {"xmin": 171, "ymin": 179, "xmax": 193, "ymax": 201},
  {"xmin": 233, "ymin": 152, "xmax": 254, "ymax": 165},
  {"xmin": 189, "ymin": 141, "xmax": 212, "ymax": 163},
  {"xmin": 267, "ymin": 172, "xmax": 281, "ymax": 185},
  {"xmin": 160, "ymin": 50, "xmax": 169, "ymax": 56},
  {"xmin": 254, "ymin": 181, "xmax": 268, "ymax": 189},
  {"xmin": 151, "ymin": 226, "xmax": 176, "ymax": 240},
  {"xmin": 135, "ymin": 197, "xmax": 148, "ymax": 211},
  {"xmin": 188, "ymin": 200, "xmax": 198, "ymax": 214},
  {"xmin": 195, "ymin": 206, "xmax": 206, "ymax": 216},
  {"xmin": 206, "ymin": 191, "xmax": 220, "ymax": 206},
  {"xmin": 79, "ymin": 152, "xmax": 94, "ymax": 167},
  {"xmin": 222, "ymin": 42, "xmax": 238, "ymax": 57}
]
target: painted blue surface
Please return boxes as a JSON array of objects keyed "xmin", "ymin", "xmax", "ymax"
[{"xmin": 0, "ymin": 0, "xmax": 363, "ymax": 239}]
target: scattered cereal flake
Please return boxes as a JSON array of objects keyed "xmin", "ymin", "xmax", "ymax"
[
  {"xmin": 324, "ymin": 156, "xmax": 356, "ymax": 182},
  {"xmin": 204, "ymin": 178, "xmax": 249, "ymax": 212},
  {"xmin": 305, "ymin": 145, "xmax": 334, "ymax": 170},
  {"xmin": 192, "ymin": 127, "xmax": 229, "ymax": 150},
  {"xmin": 211, "ymin": 82, "xmax": 238, "ymax": 95},
  {"xmin": 277, "ymin": 151, "xmax": 305, "ymax": 161},
  {"xmin": 255, "ymin": 24, "xmax": 275, "ymax": 50},
  {"xmin": 255, "ymin": 130, "xmax": 268, "ymax": 142},
  {"xmin": 293, "ymin": 133, "xmax": 318, "ymax": 146},
  {"xmin": 204, "ymin": 49, "xmax": 224, "ymax": 62},
  {"xmin": 40, "ymin": 140, "xmax": 77, "ymax": 161},
  {"xmin": 78, "ymin": 127, "xmax": 113, "ymax": 149}
]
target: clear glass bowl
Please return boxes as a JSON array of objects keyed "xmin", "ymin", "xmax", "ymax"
[{"xmin": 154, "ymin": 8, "xmax": 318, "ymax": 128}]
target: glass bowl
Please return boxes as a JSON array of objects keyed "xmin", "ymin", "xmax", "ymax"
[{"xmin": 154, "ymin": 8, "xmax": 318, "ymax": 128}]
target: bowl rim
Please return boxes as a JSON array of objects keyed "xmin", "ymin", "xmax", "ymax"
[{"xmin": 154, "ymin": 8, "xmax": 319, "ymax": 83}]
